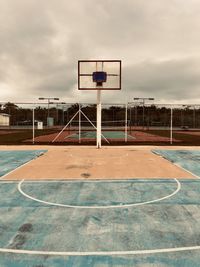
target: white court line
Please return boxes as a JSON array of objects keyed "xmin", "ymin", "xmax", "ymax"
[
  {"xmin": 0, "ymin": 179, "xmax": 181, "ymax": 183},
  {"xmin": 0, "ymin": 245, "xmax": 200, "ymax": 256},
  {"xmin": 0, "ymin": 160, "xmax": 36, "ymax": 180},
  {"xmin": 15, "ymin": 179, "xmax": 175, "ymax": 183},
  {"xmin": 173, "ymin": 162, "xmax": 200, "ymax": 179},
  {"xmin": 152, "ymin": 150, "xmax": 200, "ymax": 179},
  {"xmin": 64, "ymin": 133, "xmax": 77, "ymax": 139},
  {"xmin": 18, "ymin": 179, "xmax": 181, "ymax": 209},
  {"xmin": 0, "ymin": 151, "xmax": 46, "ymax": 180},
  {"xmin": 2, "ymin": 178, "xmax": 200, "ymax": 256},
  {"xmin": 0, "ymin": 181, "xmax": 18, "ymax": 183}
]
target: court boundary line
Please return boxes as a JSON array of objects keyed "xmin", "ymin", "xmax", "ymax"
[
  {"xmin": 18, "ymin": 178, "xmax": 181, "ymax": 209},
  {"xmin": 173, "ymin": 162, "xmax": 200, "ymax": 179},
  {"xmin": 1, "ymin": 178, "xmax": 200, "ymax": 256},
  {"xmin": 0, "ymin": 151, "xmax": 47, "ymax": 180},
  {"xmin": 0, "ymin": 161, "xmax": 33, "ymax": 180},
  {"xmin": 10, "ymin": 179, "xmax": 178, "ymax": 183},
  {"xmin": 152, "ymin": 150, "xmax": 200, "ymax": 179},
  {"xmin": 0, "ymin": 245, "xmax": 200, "ymax": 256}
]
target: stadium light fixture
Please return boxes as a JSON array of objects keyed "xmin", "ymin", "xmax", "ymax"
[
  {"xmin": 38, "ymin": 97, "xmax": 60, "ymax": 126},
  {"xmin": 133, "ymin": 98, "xmax": 155, "ymax": 129}
]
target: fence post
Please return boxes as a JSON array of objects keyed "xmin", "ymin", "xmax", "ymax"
[
  {"xmin": 32, "ymin": 107, "xmax": 35, "ymax": 144},
  {"xmin": 170, "ymin": 107, "xmax": 173, "ymax": 144},
  {"xmin": 125, "ymin": 103, "xmax": 128, "ymax": 142}
]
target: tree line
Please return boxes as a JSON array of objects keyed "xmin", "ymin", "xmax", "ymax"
[{"xmin": 0, "ymin": 102, "xmax": 200, "ymax": 128}]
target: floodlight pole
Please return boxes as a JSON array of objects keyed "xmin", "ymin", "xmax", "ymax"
[
  {"xmin": 38, "ymin": 97, "xmax": 59, "ymax": 127},
  {"xmin": 97, "ymin": 90, "xmax": 102, "ymax": 148},
  {"xmin": 134, "ymin": 98, "xmax": 154, "ymax": 129},
  {"xmin": 193, "ymin": 106, "xmax": 196, "ymax": 129}
]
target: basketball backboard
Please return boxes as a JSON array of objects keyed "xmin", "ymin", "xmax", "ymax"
[{"xmin": 78, "ymin": 60, "xmax": 121, "ymax": 90}]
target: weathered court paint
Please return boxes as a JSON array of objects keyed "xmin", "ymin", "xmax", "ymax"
[
  {"xmin": 18, "ymin": 179, "xmax": 181, "ymax": 208},
  {"xmin": 153, "ymin": 150, "xmax": 200, "ymax": 177},
  {"xmin": 0, "ymin": 179, "xmax": 200, "ymax": 266},
  {"xmin": 0, "ymin": 150, "xmax": 47, "ymax": 177}
]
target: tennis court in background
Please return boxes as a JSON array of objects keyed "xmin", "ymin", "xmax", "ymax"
[
  {"xmin": 65, "ymin": 131, "xmax": 135, "ymax": 140},
  {"xmin": 0, "ymin": 148, "xmax": 200, "ymax": 266}
]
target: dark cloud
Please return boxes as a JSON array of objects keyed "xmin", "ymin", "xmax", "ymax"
[{"xmin": 0, "ymin": 0, "xmax": 200, "ymax": 103}]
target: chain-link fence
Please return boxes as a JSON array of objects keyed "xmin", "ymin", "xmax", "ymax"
[{"xmin": 0, "ymin": 102, "xmax": 200, "ymax": 145}]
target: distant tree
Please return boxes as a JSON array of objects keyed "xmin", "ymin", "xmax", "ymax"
[{"xmin": 2, "ymin": 102, "xmax": 19, "ymax": 125}]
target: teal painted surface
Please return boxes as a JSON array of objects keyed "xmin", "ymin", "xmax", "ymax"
[
  {"xmin": 0, "ymin": 179, "xmax": 200, "ymax": 265},
  {"xmin": 22, "ymin": 179, "xmax": 177, "ymax": 206},
  {"xmin": 66, "ymin": 131, "xmax": 135, "ymax": 140},
  {"xmin": 2, "ymin": 253, "xmax": 200, "ymax": 267},
  {"xmin": 0, "ymin": 150, "xmax": 47, "ymax": 177},
  {"xmin": 152, "ymin": 150, "xmax": 200, "ymax": 177}
]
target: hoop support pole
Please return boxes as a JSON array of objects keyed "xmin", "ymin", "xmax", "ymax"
[{"xmin": 97, "ymin": 90, "xmax": 102, "ymax": 148}]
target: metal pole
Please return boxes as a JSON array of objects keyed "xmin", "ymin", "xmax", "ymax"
[
  {"xmin": 143, "ymin": 99, "xmax": 145, "ymax": 130},
  {"xmin": 79, "ymin": 104, "xmax": 81, "ymax": 143},
  {"xmin": 47, "ymin": 99, "xmax": 50, "ymax": 127},
  {"xmin": 125, "ymin": 103, "xmax": 128, "ymax": 142},
  {"xmin": 52, "ymin": 110, "xmax": 79, "ymax": 142},
  {"xmin": 170, "ymin": 107, "xmax": 173, "ymax": 145},
  {"xmin": 181, "ymin": 108, "xmax": 184, "ymax": 126},
  {"xmin": 81, "ymin": 110, "xmax": 109, "ymax": 144},
  {"xmin": 193, "ymin": 106, "xmax": 196, "ymax": 129},
  {"xmin": 135, "ymin": 105, "xmax": 137, "ymax": 126},
  {"xmin": 62, "ymin": 107, "xmax": 64, "ymax": 126},
  {"xmin": 32, "ymin": 107, "xmax": 35, "ymax": 144},
  {"xmin": 56, "ymin": 104, "xmax": 59, "ymax": 125},
  {"xmin": 97, "ymin": 90, "xmax": 102, "ymax": 148},
  {"xmin": 130, "ymin": 105, "xmax": 132, "ymax": 133}
]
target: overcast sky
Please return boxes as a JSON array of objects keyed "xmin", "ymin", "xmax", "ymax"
[{"xmin": 1, "ymin": 0, "xmax": 200, "ymax": 105}]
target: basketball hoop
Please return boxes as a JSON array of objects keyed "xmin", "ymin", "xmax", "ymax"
[{"xmin": 78, "ymin": 60, "xmax": 122, "ymax": 148}]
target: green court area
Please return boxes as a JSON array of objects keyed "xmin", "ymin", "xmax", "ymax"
[
  {"xmin": 65, "ymin": 131, "xmax": 135, "ymax": 140},
  {"xmin": 0, "ymin": 179, "xmax": 200, "ymax": 266},
  {"xmin": 0, "ymin": 150, "xmax": 47, "ymax": 177}
]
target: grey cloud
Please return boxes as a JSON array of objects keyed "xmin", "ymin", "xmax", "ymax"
[
  {"xmin": 124, "ymin": 57, "xmax": 200, "ymax": 101},
  {"xmin": 1, "ymin": 0, "xmax": 200, "ymax": 103}
]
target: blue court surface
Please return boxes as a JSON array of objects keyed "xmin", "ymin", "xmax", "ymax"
[
  {"xmin": 0, "ymin": 178, "xmax": 200, "ymax": 266},
  {"xmin": 0, "ymin": 150, "xmax": 47, "ymax": 177},
  {"xmin": 0, "ymin": 149, "xmax": 200, "ymax": 266},
  {"xmin": 152, "ymin": 150, "xmax": 200, "ymax": 177}
]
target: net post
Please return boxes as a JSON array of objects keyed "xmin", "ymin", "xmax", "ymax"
[
  {"xmin": 97, "ymin": 90, "xmax": 102, "ymax": 148},
  {"xmin": 170, "ymin": 106, "xmax": 173, "ymax": 144}
]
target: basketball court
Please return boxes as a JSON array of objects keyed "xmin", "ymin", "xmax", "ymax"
[
  {"xmin": 1, "ymin": 60, "xmax": 200, "ymax": 266},
  {"xmin": 0, "ymin": 145, "xmax": 199, "ymax": 266}
]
